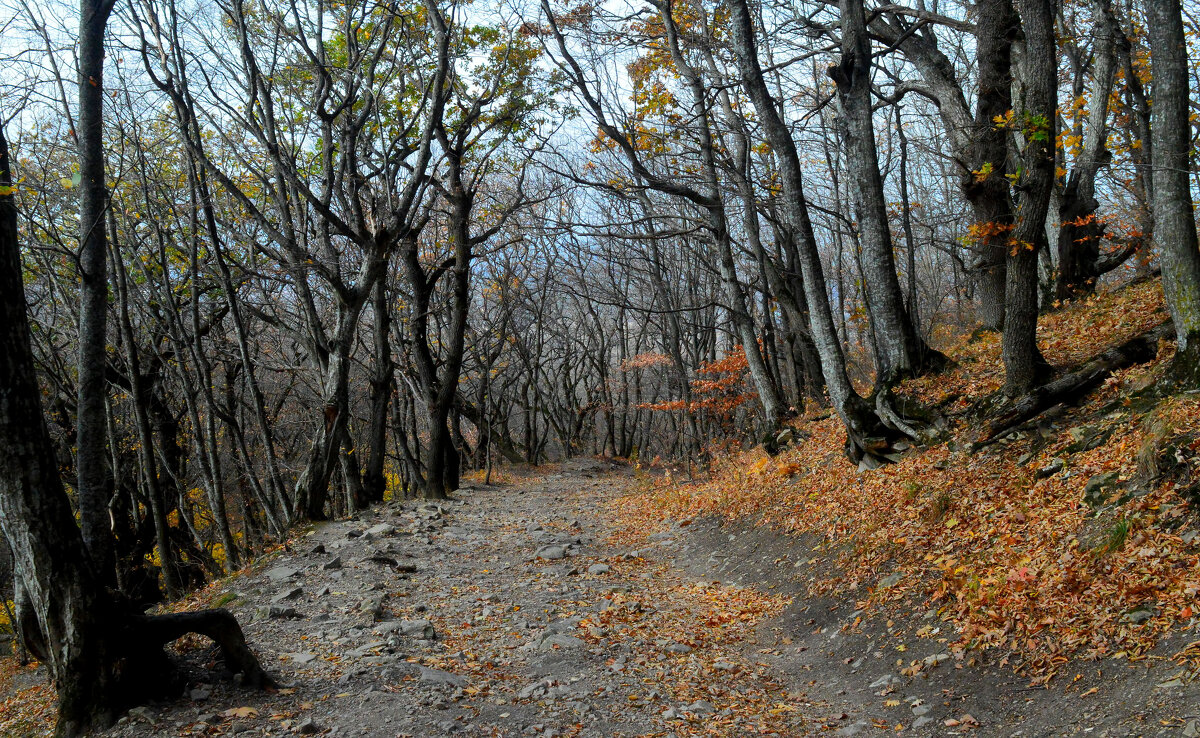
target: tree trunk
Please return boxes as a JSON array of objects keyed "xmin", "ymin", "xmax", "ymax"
[
  {"xmin": 75, "ymin": 0, "xmax": 118, "ymax": 584},
  {"xmin": 1003, "ymin": 0, "xmax": 1056, "ymax": 396},
  {"xmin": 726, "ymin": 0, "xmax": 899, "ymax": 460},
  {"xmin": 1055, "ymin": 0, "xmax": 1120, "ymax": 301},
  {"xmin": 829, "ymin": 0, "xmax": 945, "ymax": 386},
  {"xmin": 969, "ymin": 0, "xmax": 1021, "ymax": 330},
  {"xmin": 1147, "ymin": 0, "xmax": 1200, "ymax": 387},
  {"xmin": 364, "ymin": 275, "xmax": 393, "ymax": 503},
  {"xmin": 2, "ymin": 124, "xmax": 273, "ymax": 738},
  {"xmin": 111, "ymin": 229, "xmax": 182, "ymax": 598}
]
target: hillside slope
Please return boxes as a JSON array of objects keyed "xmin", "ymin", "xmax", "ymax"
[{"xmin": 622, "ymin": 278, "xmax": 1200, "ymax": 686}]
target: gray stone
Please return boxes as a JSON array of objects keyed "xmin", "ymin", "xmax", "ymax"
[
  {"xmin": 1123, "ymin": 606, "xmax": 1156, "ymax": 624},
  {"xmin": 837, "ymin": 720, "xmax": 870, "ymax": 736},
  {"xmin": 401, "ymin": 619, "xmax": 437, "ymax": 639},
  {"xmin": 518, "ymin": 679, "xmax": 554, "ymax": 700},
  {"xmin": 256, "ymin": 605, "xmax": 301, "ymax": 620},
  {"xmin": 418, "ymin": 666, "xmax": 468, "ymax": 688},
  {"xmin": 536, "ymin": 545, "xmax": 567, "ymax": 560},
  {"xmin": 290, "ymin": 652, "xmax": 318, "ymax": 664},
  {"xmin": 265, "ymin": 566, "xmax": 299, "ymax": 582},
  {"xmin": 664, "ymin": 642, "xmax": 692, "ymax": 654},
  {"xmin": 913, "ymin": 716, "xmax": 935, "ymax": 729},
  {"xmin": 272, "ymin": 587, "xmax": 304, "ymax": 603},
  {"xmin": 1182, "ymin": 719, "xmax": 1199, "ymax": 738},
  {"xmin": 374, "ymin": 620, "xmax": 405, "ymax": 635},
  {"xmin": 418, "ymin": 504, "xmax": 445, "ymax": 520},
  {"xmin": 911, "ymin": 704, "xmax": 931, "ymax": 717},
  {"xmin": 1035, "ymin": 458, "xmax": 1065, "ymax": 479},
  {"xmin": 922, "ymin": 653, "xmax": 951, "ymax": 668},
  {"xmin": 878, "ymin": 572, "xmax": 903, "ymax": 589},
  {"xmin": 587, "ymin": 563, "xmax": 611, "ymax": 575},
  {"xmin": 366, "ymin": 523, "xmax": 397, "ymax": 537},
  {"xmin": 295, "ymin": 717, "xmax": 319, "ymax": 735},
  {"xmin": 128, "ymin": 706, "xmax": 156, "ymax": 724},
  {"xmin": 360, "ymin": 594, "xmax": 387, "ymax": 621},
  {"xmin": 662, "ymin": 707, "xmax": 680, "ymax": 720},
  {"xmin": 321, "ymin": 557, "xmax": 343, "ymax": 570},
  {"xmin": 870, "ymin": 674, "xmax": 901, "ymax": 689},
  {"xmin": 349, "ymin": 641, "xmax": 388, "ymax": 658},
  {"xmin": 686, "ymin": 700, "xmax": 715, "ymax": 714},
  {"xmin": 1083, "ymin": 471, "xmax": 1122, "ymax": 507},
  {"xmin": 530, "ymin": 632, "xmax": 584, "ymax": 651}
]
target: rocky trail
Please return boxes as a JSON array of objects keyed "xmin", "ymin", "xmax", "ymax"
[{"xmin": 80, "ymin": 460, "xmax": 1198, "ymax": 738}]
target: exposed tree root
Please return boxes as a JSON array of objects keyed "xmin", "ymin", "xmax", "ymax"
[
  {"xmin": 139, "ymin": 609, "xmax": 276, "ymax": 689},
  {"xmin": 841, "ymin": 389, "xmax": 944, "ymax": 468},
  {"xmin": 18, "ymin": 595, "xmax": 274, "ymax": 736}
]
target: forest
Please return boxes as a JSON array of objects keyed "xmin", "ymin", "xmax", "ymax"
[{"xmin": 1, "ymin": 0, "xmax": 1200, "ymax": 735}]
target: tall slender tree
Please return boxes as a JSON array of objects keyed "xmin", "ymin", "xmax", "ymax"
[
  {"xmin": 725, "ymin": 0, "xmax": 911, "ymax": 461},
  {"xmin": 75, "ymin": 0, "xmax": 118, "ymax": 583},
  {"xmin": 1002, "ymin": 0, "xmax": 1056, "ymax": 396}
]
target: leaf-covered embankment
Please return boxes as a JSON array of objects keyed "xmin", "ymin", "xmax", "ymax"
[{"xmin": 618, "ymin": 278, "xmax": 1200, "ymax": 679}]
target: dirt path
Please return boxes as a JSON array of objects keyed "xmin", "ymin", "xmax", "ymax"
[
  {"xmin": 98, "ymin": 460, "xmax": 801, "ymax": 738},
  {"xmin": 27, "ymin": 458, "xmax": 1185, "ymax": 738}
]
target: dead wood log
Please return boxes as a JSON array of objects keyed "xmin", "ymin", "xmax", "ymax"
[{"xmin": 983, "ymin": 319, "xmax": 1172, "ymax": 442}]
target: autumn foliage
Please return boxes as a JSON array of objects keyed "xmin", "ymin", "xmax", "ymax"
[
  {"xmin": 618, "ymin": 279, "xmax": 1200, "ymax": 680},
  {"xmin": 634, "ymin": 347, "xmax": 757, "ymax": 433}
]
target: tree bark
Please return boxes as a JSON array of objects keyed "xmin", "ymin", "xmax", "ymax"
[
  {"xmin": 75, "ymin": 0, "xmax": 118, "ymax": 585},
  {"xmin": 829, "ymin": 0, "xmax": 945, "ymax": 386},
  {"xmin": 364, "ymin": 275, "xmax": 393, "ymax": 503},
  {"xmin": 1055, "ymin": 0, "xmax": 1121, "ymax": 301},
  {"xmin": 3, "ymin": 124, "xmax": 273, "ymax": 738},
  {"xmin": 872, "ymin": 1, "xmax": 1018, "ymax": 330},
  {"xmin": 726, "ymin": 0, "xmax": 899, "ymax": 460},
  {"xmin": 970, "ymin": 0, "xmax": 1021, "ymax": 330},
  {"xmin": 1147, "ymin": 0, "xmax": 1200, "ymax": 387},
  {"xmin": 1003, "ymin": 0, "xmax": 1056, "ymax": 396}
]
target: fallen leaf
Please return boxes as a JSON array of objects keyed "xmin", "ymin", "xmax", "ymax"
[{"xmin": 224, "ymin": 707, "xmax": 258, "ymax": 719}]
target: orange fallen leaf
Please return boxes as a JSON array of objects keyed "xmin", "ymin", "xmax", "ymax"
[{"xmin": 224, "ymin": 706, "xmax": 258, "ymax": 719}]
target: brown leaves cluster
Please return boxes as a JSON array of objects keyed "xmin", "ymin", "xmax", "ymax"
[{"xmin": 0, "ymin": 658, "xmax": 55, "ymax": 737}]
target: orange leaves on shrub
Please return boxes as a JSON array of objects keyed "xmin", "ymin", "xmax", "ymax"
[{"xmin": 636, "ymin": 347, "xmax": 757, "ymax": 424}]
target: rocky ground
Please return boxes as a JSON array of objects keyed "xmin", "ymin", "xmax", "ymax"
[
  {"xmin": 10, "ymin": 459, "xmax": 1195, "ymax": 737},
  {"xmin": 97, "ymin": 459, "xmax": 797, "ymax": 738}
]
